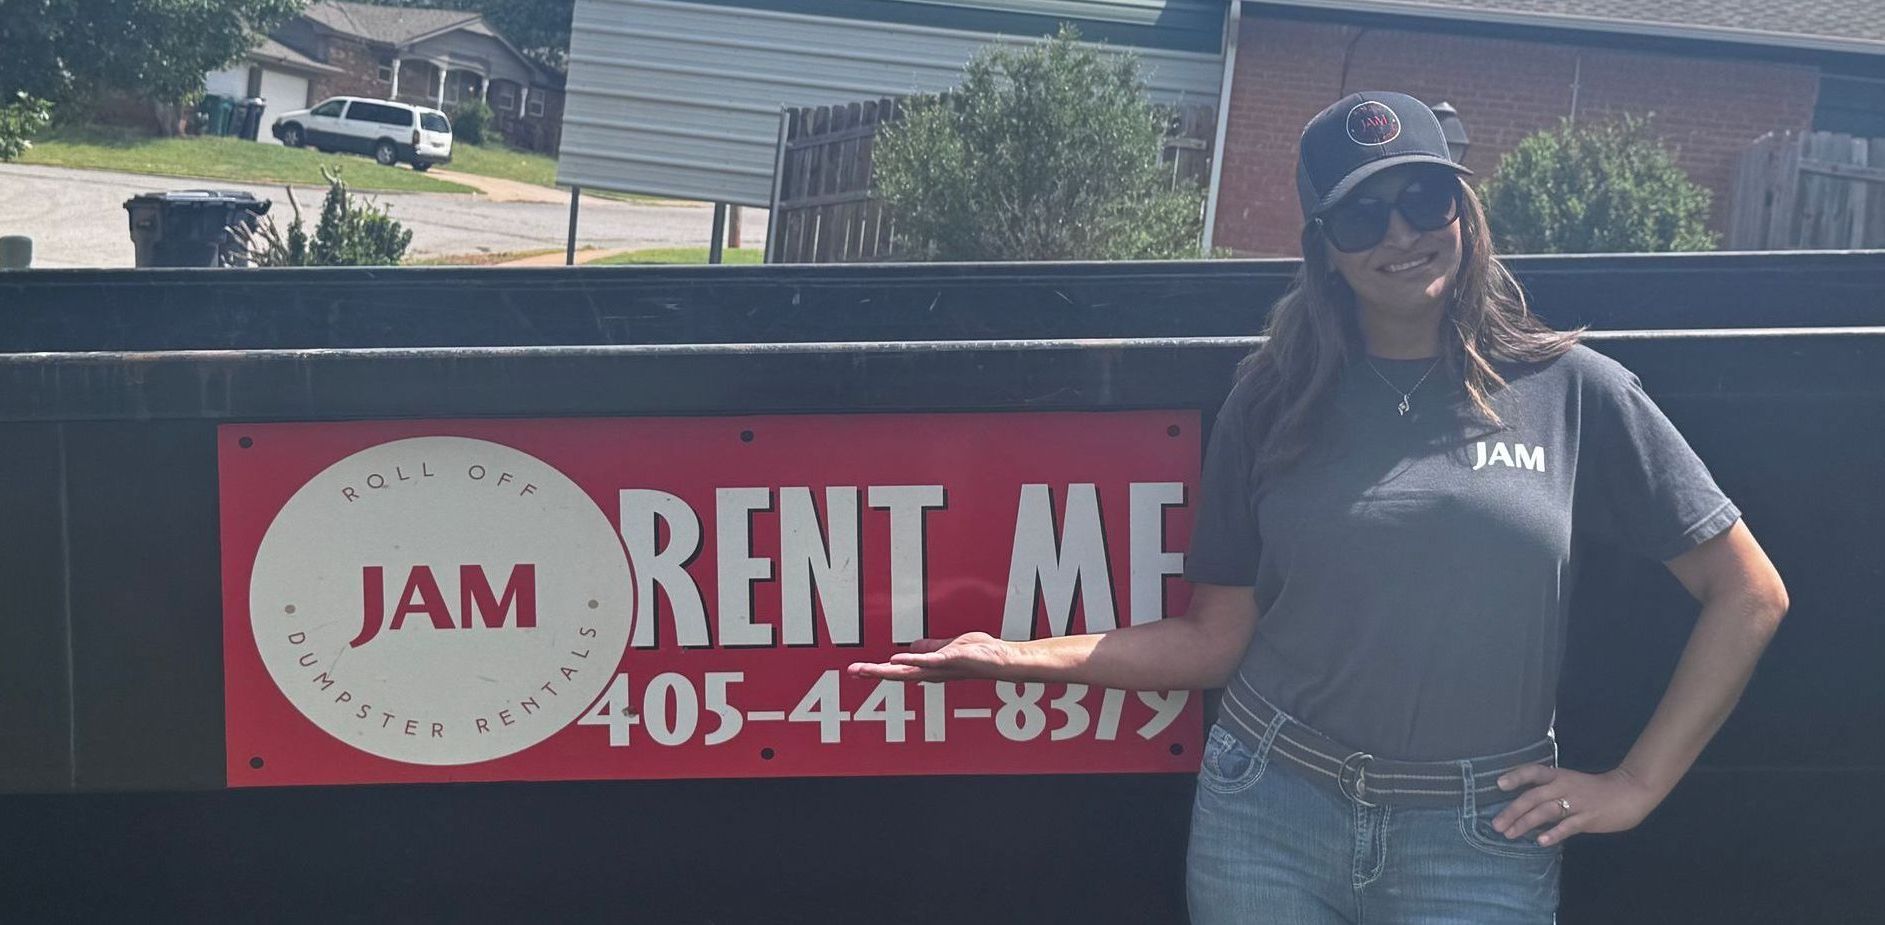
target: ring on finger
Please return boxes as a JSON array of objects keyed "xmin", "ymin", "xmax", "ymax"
[{"xmin": 1556, "ymin": 797, "xmax": 1572, "ymax": 817}]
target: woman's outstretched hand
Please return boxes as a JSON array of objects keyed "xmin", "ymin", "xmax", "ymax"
[{"xmin": 845, "ymin": 632, "xmax": 1020, "ymax": 683}]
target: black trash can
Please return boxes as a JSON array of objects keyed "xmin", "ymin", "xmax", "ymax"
[
  {"xmin": 236, "ymin": 98, "xmax": 267, "ymax": 141},
  {"xmin": 123, "ymin": 190, "xmax": 272, "ymax": 268}
]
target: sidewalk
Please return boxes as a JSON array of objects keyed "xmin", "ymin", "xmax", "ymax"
[
  {"xmin": 424, "ymin": 169, "xmax": 569, "ymax": 204},
  {"xmin": 497, "ymin": 247, "xmax": 634, "ymax": 266},
  {"xmin": 427, "ymin": 169, "xmax": 708, "ymax": 208}
]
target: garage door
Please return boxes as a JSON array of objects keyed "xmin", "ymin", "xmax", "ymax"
[{"xmin": 256, "ymin": 71, "xmax": 312, "ymax": 145}]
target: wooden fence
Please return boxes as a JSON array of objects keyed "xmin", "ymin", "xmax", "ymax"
[
  {"xmin": 767, "ymin": 98, "xmax": 1216, "ymax": 264},
  {"xmin": 1161, "ymin": 103, "xmax": 1216, "ymax": 191},
  {"xmin": 767, "ymin": 99, "xmax": 902, "ymax": 265},
  {"xmin": 1730, "ymin": 130, "xmax": 1885, "ymax": 250}
]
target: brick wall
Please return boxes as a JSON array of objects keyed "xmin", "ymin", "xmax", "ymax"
[
  {"xmin": 530, "ymin": 88, "xmax": 565, "ymax": 154},
  {"xmin": 1214, "ymin": 14, "xmax": 1821, "ymax": 256},
  {"xmin": 309, "ymin": 37, "xmax": 391, "ymax": 103},
  {"xmin": 490, "ymin": 87, "xmax": 564, "ymax": 154}
]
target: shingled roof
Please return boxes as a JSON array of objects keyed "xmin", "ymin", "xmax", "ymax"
[
  {"xmin": 301, "ymin": 1, "xmax": 482, "ymax": 48},
  {"xmin": 250, "ymin": 37, "xmax": 343, "ymax": 75},
  {"xmin": 1267, "ymin": 0, "xmax": 1885, "ymax": 56}
]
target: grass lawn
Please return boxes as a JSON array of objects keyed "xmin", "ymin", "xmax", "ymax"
[
  {"xmin": 444, "ymin": 141, "xmax": 558, "ymax": 187},
  {"xmin": 445, "ymin": 143, "xmax": 688, "ymax": 204},
  {"xmin": 590, "ymin": 246, "xmax": 764, "ymax": 265},
  {"xmin": 19, "ymin": 125, "xmax": 472, "ymax": 193}
]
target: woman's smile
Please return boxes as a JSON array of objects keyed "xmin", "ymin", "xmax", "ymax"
[{"xmin": 1378, "ymin": 254, "xmax": 1436, "ymax": 274}]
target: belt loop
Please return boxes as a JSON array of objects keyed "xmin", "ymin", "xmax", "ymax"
[
  {"xmin": 1256, "ymin": 701, "xmax": 1285, "ymax": 759},
  {"xmin": 1338, "ymin": 751, "xmax": 1377, "ymax": 807}
]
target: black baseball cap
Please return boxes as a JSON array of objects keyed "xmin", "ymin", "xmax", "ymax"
[{"xmin": 1296, "ymin": 90, "xmax": 1471, "ymax": 220}]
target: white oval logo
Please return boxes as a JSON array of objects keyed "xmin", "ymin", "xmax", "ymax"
[
  {"xmin": 1347, "ymin": 101, "xmax": 1403, "ymax": 146},
  {"xmin": 248, "ymin": 436, "xmax": 634, "ymax": 766}
]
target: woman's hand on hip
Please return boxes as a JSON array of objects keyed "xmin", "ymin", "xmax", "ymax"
[
  {"xmin": 845, "ymin": 632, "xmax": 1018, "ymax": 682},
  {"xmin": 1490, "ymin": 764, "xmax": 1667, "ymax": 847}
]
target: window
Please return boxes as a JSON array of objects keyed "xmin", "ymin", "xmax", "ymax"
[
  {"xmin": 420, "ymin": 112, "xmax": 450, "ymax": 133},
  {"xmin": 527, "ymin": 93, "xmax": 544, "ymax": 117},
  {"xmin": 246, "ymin": 66, "xmax": 264, "ymax": 99},
  {"xmin": 378, "ymin": 59, "xmax": 394, "ymax": 83},
  {"xmin": 345, "ymin": 101, "xmax": 413, "ymax": 127},
  {"xmin": 494, "ymin": 84, "xmax": 515, "ymax": 112},
  {"xmin": 1816, "ymin": 75, "xmax": 1885, "ymax": 138},
  {"xmin": 311, "ymin": 99, "xmax": 345, "ymax": 117}
]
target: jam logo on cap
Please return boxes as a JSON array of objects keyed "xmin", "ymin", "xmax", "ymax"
[{"xmin": 1347, "ymin": 101, "xmax": 1402, "ymax": 146}]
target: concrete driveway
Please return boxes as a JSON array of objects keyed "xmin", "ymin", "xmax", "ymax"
[{"xmin": 0, "ymin": 163, "xmax": 767, "ymax": 268}]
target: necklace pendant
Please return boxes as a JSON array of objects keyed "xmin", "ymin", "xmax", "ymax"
[{"xmin": 1397, "ymin": 395, "xmax": 1411, "ymax": 416}]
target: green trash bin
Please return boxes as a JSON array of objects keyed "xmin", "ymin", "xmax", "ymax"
[{"xmin": 198, "ymin": 94, "xmax": 236, "ymax": 137}]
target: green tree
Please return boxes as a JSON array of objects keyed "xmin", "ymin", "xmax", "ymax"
[
  {"xmin": 873, "ymin": 26, "xmax": 1205, "ymax": 261},
  {"xmin": 447, "ymin": 98, "xmax": 494, "ymax": 145},
  {"xmin": 0, "ymin": 0, "xmax": 305, "ymax": 110},
  {"xmin": 384, "ymin": 0, "xmax": 572, "ymax": 71},
  {"xmin": 1481, "ymin": 115, "xmax": 1718, "ymax": 254},
  {"xmin": 0, "ymin": 91, "xmax": 52, "ymax": 161}
]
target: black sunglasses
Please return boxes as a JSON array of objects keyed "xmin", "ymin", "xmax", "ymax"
[{"xmin": 1314, "ymin": 171, "xmax": 1462, "ymax": 253}]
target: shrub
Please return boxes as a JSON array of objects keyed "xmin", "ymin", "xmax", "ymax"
[
  {"xmin": 872, "ymin": 25, "xmax": 1204, "ymax": 261},
  {"xmin": 246, "ymin": 168, "xmax": 413, "ymax": 266},
  {"xmin": 0, "ymin": 92, "xmax": 53, "ymax": 162},
  {"xmin": 448, "ymin": 99, "xmax": 495, "ymax": 146},
  {"xmin": 1481, "ymin": 115, "xmax": 1718, "ymax": 254}
]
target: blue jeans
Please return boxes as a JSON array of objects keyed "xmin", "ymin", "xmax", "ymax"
[{"xmin": 1187, "ymin": 723, "xmax": 1561, "ymax": 924}]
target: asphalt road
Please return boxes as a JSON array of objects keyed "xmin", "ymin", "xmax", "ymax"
[{"xmin": 0, "ymin": 163, "xmax": 766, "ymax": 268}]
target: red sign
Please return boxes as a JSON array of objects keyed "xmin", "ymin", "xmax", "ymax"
[{"xmin": 220, "ymin": 413, "xmax": 1202, "ymax": 787}]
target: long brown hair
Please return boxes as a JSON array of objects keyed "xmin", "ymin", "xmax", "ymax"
[{"xmin": 1238, "ymin": 178, "xmax": 1580, "ymax": 472}]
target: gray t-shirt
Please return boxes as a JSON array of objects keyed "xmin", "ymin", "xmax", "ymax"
[{"xmin": 1187, "ymin": 344, "xmax": 1741, "ymax": 760}]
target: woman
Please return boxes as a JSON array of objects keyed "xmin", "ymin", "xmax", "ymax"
[{"xmin": 848, "ymin": 91, "xmax": 1788, "ymax": 923}]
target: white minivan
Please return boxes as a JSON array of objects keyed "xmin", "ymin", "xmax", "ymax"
[{"xmin": 271, "ymin": 97, "xmax": 453, "ymax": 170}]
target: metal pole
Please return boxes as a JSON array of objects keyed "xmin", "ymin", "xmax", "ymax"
[
  {"xmin": 728, "ymin": 205, "xmax": 743, "ymax": 249},
  {"xmin": 566, "ymin": 186, "xmax": 582, "ymax": 266},
  {"xmin": 709, "ymin": 203, "xmax": 728, "ymax": 264},
  {"xmin": 1201, "ymin": 0, "xmax": 1242, "ymax": 255},
  {"xmin": 764, "ymin": 106, "xmax": 790, "ymax": 263}
]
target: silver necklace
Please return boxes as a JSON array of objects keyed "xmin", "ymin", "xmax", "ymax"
[{"xmin": 1364, "ymin": 355, "xmax": 1443, "ymax": 417}]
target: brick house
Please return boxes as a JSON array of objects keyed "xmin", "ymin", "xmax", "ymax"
[
  {"xmin": 267, "ymin": 1, "xmax": 567, "ymax": 153},
  {"xmin": 1210, "ymin": 1, "xmax": 1885, "ymax": 255}
]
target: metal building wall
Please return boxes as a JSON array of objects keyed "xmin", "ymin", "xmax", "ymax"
[{"xmin": 555, "ymin": 0, "xmax": 1227, "ymax": 205}]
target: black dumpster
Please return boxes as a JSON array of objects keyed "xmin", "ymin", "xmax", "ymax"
[
  {"xmin": 1, "ymin": 255, "xmax": 1883, "ymax": 923},
  {"xmin": 123, "ymin": 190, "xmax": 270, "ymax": 267}
]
